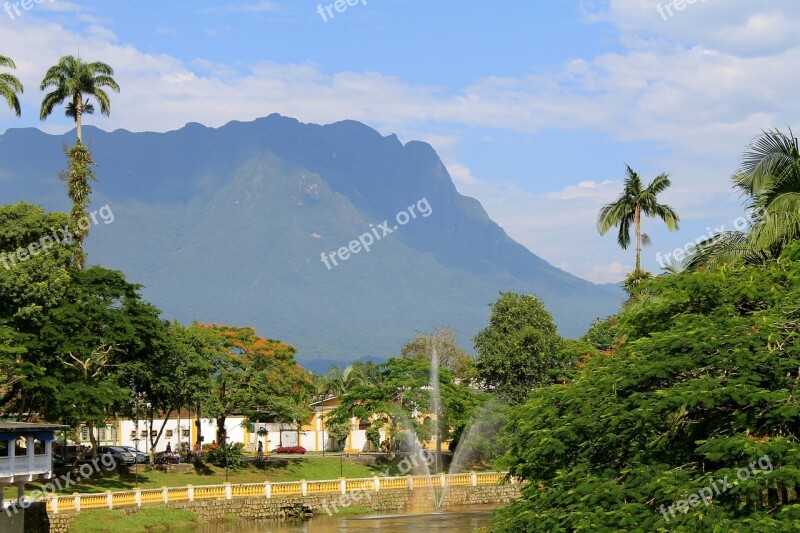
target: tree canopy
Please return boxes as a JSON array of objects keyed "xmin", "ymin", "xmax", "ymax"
[
  {"xmin": 473, "ymin": 291, "xmax": 563, "ymax": 404},
  {"xmin": 197, "ymin": 324, "xmax": 313, "ymax": 442},
  {"xmin": 495, "ymin": 242, "xmax": 800, "ymax": 531}
]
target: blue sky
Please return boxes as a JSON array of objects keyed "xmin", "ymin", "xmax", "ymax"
[{"xmin": 2, "ymin": 0, "xmax": 799, "ymax": 282}]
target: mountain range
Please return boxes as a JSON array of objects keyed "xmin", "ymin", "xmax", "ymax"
[{"xmin": 0, "ymin": 114, "xmax": 623, "ymax": 371}]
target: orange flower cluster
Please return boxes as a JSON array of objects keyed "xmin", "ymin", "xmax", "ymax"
[{"xmin": 746, "ymin": 434, "xmax": 769, "ymax": 445}]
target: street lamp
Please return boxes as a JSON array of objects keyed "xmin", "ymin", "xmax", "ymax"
[
  {"xmin": 224, "ymin": 436, "xmax": 230, "ymax": 483},
  {"xmin": 132, "ymin": 437, "xmax": 141, "ymax": 487},
  {"xmin": 339, "ymin": 433, "xmax": 344, "ymax": 478}
]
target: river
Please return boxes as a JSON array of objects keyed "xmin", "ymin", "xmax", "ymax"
[{"xmin": 171, "ymin": 505, "xmax": 496, "ymax": 532}]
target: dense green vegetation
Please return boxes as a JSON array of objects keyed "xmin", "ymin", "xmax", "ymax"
[
  {"xmin": 0, "ymin": 202, "xmax": 313, "ymax": 450},
  {"xmin": 495, "ymin": 243, "xmax": 800, "ymax": 530},
  {"xmin": 492, "ymin": 134, "xmax": 800, "ymax": 530}
]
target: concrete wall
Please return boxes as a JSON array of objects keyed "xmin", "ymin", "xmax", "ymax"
[{"xmin": 45, "ymin": 485, "xmax": 521, "ymax": 533}]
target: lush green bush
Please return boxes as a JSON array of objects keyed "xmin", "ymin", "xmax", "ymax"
[
  {"xmin": 495, "ymin": 243, "xmax": 800, "ymax": 531},
  {"xmin": 206, "ymin": 443, "xmax": 244, "ymax": 468}
]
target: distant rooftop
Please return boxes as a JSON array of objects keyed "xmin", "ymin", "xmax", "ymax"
[{"xmin": 0, "ymin": 422, "xmax": 68, "ymax": 431}]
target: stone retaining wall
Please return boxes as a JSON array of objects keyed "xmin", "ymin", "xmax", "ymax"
[{"xmin": 45, "ymin": 484, "xmax": 521, "ymax": 533}]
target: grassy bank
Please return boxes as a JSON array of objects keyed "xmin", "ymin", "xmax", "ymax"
[{"xmin": 67, "ymin": 508, "xmax": 201, "ymax": 533}]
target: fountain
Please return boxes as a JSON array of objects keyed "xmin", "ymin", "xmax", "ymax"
[{"xmin": 427, "ymin": 342, "xmax": 507, "ymax": 510}]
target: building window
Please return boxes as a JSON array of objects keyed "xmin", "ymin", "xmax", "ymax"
[
  {"xmin": 140, "ymin": 430, "xmax": 147, "ymax": 438},
  {"xmin": 98, "ymin": 427, "xmax": 107, "ymax": 441},
  {"xmin": 80, "ymin": 427, "xmax": 89, "ymax": 441},
  {"xmin": 130, "ymin": 430, "xmax": 136, "ymax": 439},
  {"xmin": 358, "ymin": 418, "xmax": 371, "ymax": 430},
  {"xmin": 150, "ymin": 430, "xmax": 157, "ymax": 438},
  {"xmin": 182, "ymin": 430, "xmax": 190, "ymax": 438},
  {"xmin": 165, "ymin": 430, "xmax": 173, "ymax": 438}
]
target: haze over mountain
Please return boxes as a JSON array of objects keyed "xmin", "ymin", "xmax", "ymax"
[{"xmin": 0, "ymin": 115, "xmax": 623, "ymax": 370}]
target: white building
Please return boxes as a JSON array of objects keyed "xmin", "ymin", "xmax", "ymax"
[
  {"xmin": 77, "ymin": 397, "xmax": 403, "ymax": 454},
  {"xmin": 0, "ymin": 422, "xmax": 65, "ymax": 502}
]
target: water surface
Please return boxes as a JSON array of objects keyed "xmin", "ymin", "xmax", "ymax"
[{"xmin": 173, "ymin": 505, "xmax": 495, "ymax": 532}]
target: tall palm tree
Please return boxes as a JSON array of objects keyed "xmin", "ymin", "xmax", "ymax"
[
  {"xmin": 687, "ymin": 129, "xmax": 800, "ymax": 269},
  {"xmin": 0, "ymin": 55, "xmax": 23, "ymax": 117},
  {"xmin": 39, "ymin": 55, "xmax": 120, "ymax": 143},
  {"xmin": 597, "ymin": 165, "xmax": 680, "ymax": 272}
]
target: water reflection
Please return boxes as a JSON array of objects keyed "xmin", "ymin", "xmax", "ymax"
[{"xmin": 173, "ymin": 505, "xmax": 495, "ymax": 532}]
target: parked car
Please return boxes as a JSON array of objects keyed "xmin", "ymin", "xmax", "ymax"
[
  {"xmin": 120, "ymin": 446, "xmax": 149, "ymax": 464},
  {"xmin": 52, "ymin": 452, "xmax": 67, "ymax": 470},
  {"xmin": 95, "ymin": 446, "xmax": 136, "ymax": 466},
  {"xmin": 52, "ymin": 443, "xmax": 90, "ymax": 468}
]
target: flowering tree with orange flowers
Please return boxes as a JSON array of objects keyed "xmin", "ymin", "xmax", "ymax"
[{"xmin": 197, "ymin": 324, "xmax": 314, "ymax": 443}]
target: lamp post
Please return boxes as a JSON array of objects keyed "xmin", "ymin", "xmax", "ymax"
[
  {"xmin": 133, "ymin": 393, "xmax": 142, "ymax": 488},
  {"xmin": 133, "ymin": 437, "xmax": 141, "ymax": 487},
  {"xmin": 224, "ymin": 436, "xmax": 230, "ymax": 484}
]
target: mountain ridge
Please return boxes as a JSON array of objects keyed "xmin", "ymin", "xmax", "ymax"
[{"xmin": 0, "ymin": 115, "xmax": 623, "ymax": 370}]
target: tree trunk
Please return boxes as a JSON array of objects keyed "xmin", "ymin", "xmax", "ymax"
[
  {"xmin": 635, "ymin": 203, "xmax": 642, "ymax": 272},
  {"xmin": 195, "ymin": 401, "xmax": 202, "ymax": 447},
  {"xmin": 75, "ymin": 91, "xmax": 82, "ymax": 144},
  {"xmin": 149, "ymin": 407, "xmax": 173, "ymax": 452},
  {"xmin": 217, "ymin": 416, "xmax": 226, "ymax": 444},
  {"xmin": 87, "ymin": 421, "xmax": 98, "ymax": 458}
]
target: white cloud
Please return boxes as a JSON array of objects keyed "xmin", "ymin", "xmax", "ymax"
[{"xmin": 2, "ymin": 5, "xmax": 798, "ymax": 160}]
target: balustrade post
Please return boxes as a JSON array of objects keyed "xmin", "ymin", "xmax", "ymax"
[
  {"xmin": 134, "ymin": 488, "xmax": 141, "ymax": 507},
  {"xmin": 339, "ymin": 477, "xmax": 346, "ymax": 495},
  {"xmin": 471, "ymin": 472, "xmax": 477, "ymax": 487},
  {"xmin": 373, "ymin": 476, "xmax": 380, "ymax": 492},
  {"xmin": 25, "ymin": 436, "xmax": 34, "ymax": 472},
  {"xmin": 187, "ymin": 485, "xmax": 194, "ymax": 502},
  {"xmin": 301, "ymin": 480, "xmax": 307, "ymax": 496},
  {"xmin": 106, "ymin": 491, "xmax": 113, "ymax": 509},
  {"xmin": 407, "ymin": 476, "xmax": 414, "ymax": 491},
  {"xmin": 264, "ymin": 481, "xmax": 271, "ymax": 499},
  {"xmin": 224, "ymin": 482, "xmax": 232, "ymax": 500}
]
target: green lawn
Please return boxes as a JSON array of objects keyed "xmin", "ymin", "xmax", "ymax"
[
  {"xmin": 5, "ymin": 457, "xmax": 382, "ymax": 497},
  {"xmin": 67, "ymin": 508, "xmax": 201, "ymax": 533}
]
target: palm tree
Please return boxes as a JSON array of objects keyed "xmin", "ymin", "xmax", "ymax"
[
  {"xmin": 597, "ymin": 165, "xmax": 680, "ymax": 272},
  {"xmin": 0, "ymin": 55, "xmax": 22, "ymax": 117},
  {"xmin": 687, "ymin": 129, "xmax": 800, "ymax": 269},
  {"xmin": 39, "ymin": 55, "xmax": 120, "ymax": 143},
  {"xmin": 324, "ymin": 365, "xmax": 365, "ymax": 397}
]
